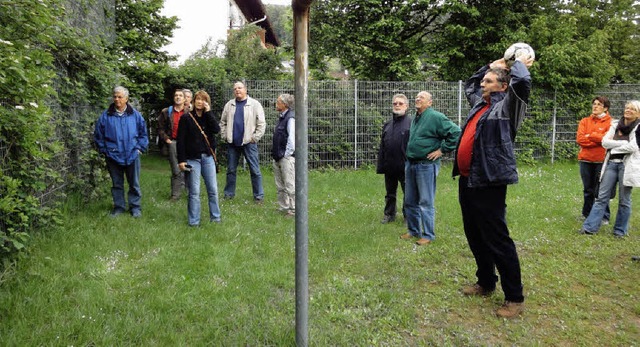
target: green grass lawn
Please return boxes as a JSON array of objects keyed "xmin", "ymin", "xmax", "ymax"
[{"xmin": 1, "ymin": 154, "xmax": 639, "ymax": 345}]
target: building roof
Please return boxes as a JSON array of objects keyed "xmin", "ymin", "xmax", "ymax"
[{"xmin": 232, "ymin": 0, "xmax": 280, "ymax": 47}]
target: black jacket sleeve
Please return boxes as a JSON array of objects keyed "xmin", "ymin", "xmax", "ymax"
[{"xmin": 176, "ymin": 115, "xmax": 189, "ymax": 163}]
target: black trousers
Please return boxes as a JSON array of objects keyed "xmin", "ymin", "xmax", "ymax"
[
  {"xmin": 384, "ymin": 172, "xmax": 406, "ymax": 218},
  {"xmin": 579, "ymin": 161, "xmax": 611, "ymax": 220},
  {"xmin": 458, "ymin": 176, "xmax": 524, "ymax": 303}
]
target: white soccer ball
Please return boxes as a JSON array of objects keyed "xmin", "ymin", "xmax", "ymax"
[{"xmin": 504, "ymin": 42, "xmax": 535, "ymax": 66}]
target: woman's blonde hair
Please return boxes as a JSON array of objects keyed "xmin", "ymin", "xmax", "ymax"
[{"xmin": 625, "ymin": 100, "xmax": 640, "ymax": 113}]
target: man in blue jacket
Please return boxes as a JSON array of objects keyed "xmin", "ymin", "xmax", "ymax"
[
  {"xmin": 94, "ymin": 86, "xmax": 149, "ymax": 218},
  {"xmin": 453, "ymin": 54, "xmax": 534, "ymax": 318}
]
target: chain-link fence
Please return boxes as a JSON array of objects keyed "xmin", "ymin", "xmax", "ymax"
[{"xmin": 207, "ymin": 80, "xmax": 640, "ymax": 168}]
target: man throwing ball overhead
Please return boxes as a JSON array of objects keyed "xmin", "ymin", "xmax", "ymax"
[{"xmin": 452, "ymin": 48, "xmax": 534, "ymax": 318}]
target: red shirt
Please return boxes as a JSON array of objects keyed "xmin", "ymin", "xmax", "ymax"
[
  {"xmin": 456, "ymin": 104, "xmax": 490, "ymax": 177},
  {"xmin": 171, "ymin": 108, "xmax": 184, "ymax": 139}
]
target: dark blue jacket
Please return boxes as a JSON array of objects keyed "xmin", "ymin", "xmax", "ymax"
[
  {"xmin": 377, "ymin": 112, "xmax": 411, "ymax": 175},
  {"xmin": 452, "ymin": 60, "xmax": 531, "ymax": 187},
  {"xmin": 271, "ymin": 109, "xmax": 295, "ymax": 161},
  {"xmin": 94, "ymin": 103, "xmax": 149, "ymax": 166}
]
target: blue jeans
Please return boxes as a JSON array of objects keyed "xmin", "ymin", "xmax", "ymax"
[
  {"xmin": 404, "ymin": 160, "xmax": 440, "ymax": 240},
  {"xmin": 106, "ymin": 156, "xmax": 141, "ymax": 214},
  {"xmin": 223, "ymin": 143, "xmax": 264, "ymax": 200},
  {"xmin": 186, "ymin": 154, "xmax": 221, "ymax": 226},
  {"xmin": 583, "ymin": 161, "xmax": 633, "ymax": 236},
  {"xmin": 579, "ymin": 161, "xmax": 610, "ymax": 220}
]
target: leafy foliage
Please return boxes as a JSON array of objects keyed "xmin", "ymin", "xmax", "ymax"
[
  {"xmin": 113, "ymin": 0, "xmax": 178, "ymax": 115},
  {"xmin": 169, "ymin": 39, "xmax": 229, "ymax": 111},
  {"xmin": 0, "ymin": 0, "xmax": 177, "ymax": 267},
  {"xmin": 265, "ymin": 4, "xmax": 293, "ymax": 50},
  {"xmin": 311, "ymin": 0, "xmax": 447, "ymax": 81},
  {"xmin": 0, "ymin": 0, "xmax": 60, "ymax": 262},
  {"xmin": 223, "ymin": 25, "xmax": 285, "ymax": 81},
  {"xmin": 166, "ymin": 25, "xmax": 288, "ymax": 115}
]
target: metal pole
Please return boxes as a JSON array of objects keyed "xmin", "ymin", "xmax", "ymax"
[
  {"xmin": 457, "ymin": 80, "xmax": 463, "ymax": 125},
  {"xmin": 292, "ymin": 1, "xmax": 312, "ymax": 345},
  {"xmin": 354, "ymin": 79, "xmax": 358, "ymax": 169},
  {"xmin": 551, "ymin": 89, "xmax": 557, "ymax": 164}
]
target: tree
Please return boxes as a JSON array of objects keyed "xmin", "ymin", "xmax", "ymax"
[
  {"xmin": 223, "ymin": 25, "xmax": 284, "ymax": 81},
  {"xmin": 113, "ymin": 0, "xmax": 178, "ymax": 112},
  {"xmin": 265, "ymin": 4, "xmax": 293, "ymax": 49},
  {"xmin": 310, "ymin": 0, "xmax": 447, "ymax": 81},
  {"xmin": 171, "ymin": 38, "xmax": 229, "ymax": 110},
  {"xmin": 428, "ymin": 0, "xmax": 640, "ymax": 90},
  {"xmin": 427, "ymin": 0, "xmax": 542, "ymax": 81}
]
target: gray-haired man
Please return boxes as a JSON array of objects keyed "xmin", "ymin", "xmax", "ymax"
[
  {"xmin": 377, "ymin": 94, "xmax": 411, "ymax": 224},
  {"xmin": 94, "ymin": 86, "xmax": 149, "ymax": 217},
  {"xmin": 272, "ymin": 94, "xmax": 295, "ymax": 216}
]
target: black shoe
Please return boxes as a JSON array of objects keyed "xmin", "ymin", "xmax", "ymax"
[
  {"xmin": 578, "ymin": 229, "xmax": 595, "ymax": 235},
  {"xmin": 380, "ymin": 215, "xmax": 395, "ymax": 224},
  {"xmin": 109, "ymin": 209, "xmax": 125, "ymax": 217},
  {"xmin": 631, "ymin": 256, "xmax": 640, "ymax": 261}
]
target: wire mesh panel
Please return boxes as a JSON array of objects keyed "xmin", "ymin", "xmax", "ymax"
[
  {"xmin": 208, "ymin": 81, "xmax": 640, "ymax": 168},
  {"xmin": 308, "ymin": 80, "xmax": 356, "ymax": 168}
]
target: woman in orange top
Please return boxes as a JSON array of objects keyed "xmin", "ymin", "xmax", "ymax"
[{"xmin": 576, "ymin": 96, "xmax": 612, "ymax": 221}]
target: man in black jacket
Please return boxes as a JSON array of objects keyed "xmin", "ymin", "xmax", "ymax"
[{"xmin": 377, "ymin": 94, "xmax": 412, "ymax": 224}]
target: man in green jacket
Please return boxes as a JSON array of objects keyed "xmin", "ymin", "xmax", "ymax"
[{"xmin": 401, "ymin": 91, "xmax": 461, "ymax": 245}]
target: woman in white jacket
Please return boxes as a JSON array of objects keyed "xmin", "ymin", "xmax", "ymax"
[{"xmin": 580, "ymin": 100, "xmax": 640, "ymax": 237}]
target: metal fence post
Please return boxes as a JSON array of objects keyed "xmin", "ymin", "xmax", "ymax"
[
  {"xmin": 458, "ymin": 80, "xmax": 463, "ymax": 124},
  {"xmin": 354, "ymin": 79, "xmax": 358, "ymax": 169},
  {"xmin": 293, "ymin": 1, "xmax": 311, "ymax": 345},
  {"xmin": 551, "ymin": 89, "xmax": 557, "ymax": 164}
]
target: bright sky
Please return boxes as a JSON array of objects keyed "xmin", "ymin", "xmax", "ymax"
[{"xmin": 161, "ymin": 0, "xmax": 292, "ymax": 65}]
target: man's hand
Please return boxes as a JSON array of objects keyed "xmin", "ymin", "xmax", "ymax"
[
  {"xmin": 490, "ymin": 58, "xmax": 508, "ymax": 69},
  {"xmin": 166, "ymin": 138, "xmax": 172, "ymax": 144},
  {"xmin": 427, "ymin": 149, "xmax": 443, "ymax": 161},
  {"xmin": 178, "ymin": 162, "xmax": 187, "ymax": 171},
  {"xmin": 516, "ymin": 55, "xmax": 535, "ymax": 68}
]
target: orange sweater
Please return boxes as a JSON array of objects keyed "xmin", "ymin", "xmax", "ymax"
[{"xmin": 576, "ymin": 112, "xmax": 612, "ymax": 162}]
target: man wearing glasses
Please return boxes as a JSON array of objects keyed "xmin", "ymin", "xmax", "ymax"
[
  {"xmin": 376, "ymin": 94, "xmax": 412, "ymax": 224},
  {"xmin": 453, "ymin": 54, "xmax": 534, "ymax": 318}
]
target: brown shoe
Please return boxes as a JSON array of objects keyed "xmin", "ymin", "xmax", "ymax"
[
  {"xmin": 415, "ymin": 238, "xmax": 431, "ymax": 246},
  {"xmin": 462, "ymin": 283, "xmax": 494, "ymax": 297},
  {"xmin": 495, "ymin": 301, "xmax": 524, "ymax": 319},
  {"xmin": 400, "ymin": 233, "xmax": 414, "ymax": 240}
]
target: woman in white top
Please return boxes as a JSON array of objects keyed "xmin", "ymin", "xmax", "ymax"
[{"xmin": 580, "ymin": 100, "xmax": 640, "ymax": 237}]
